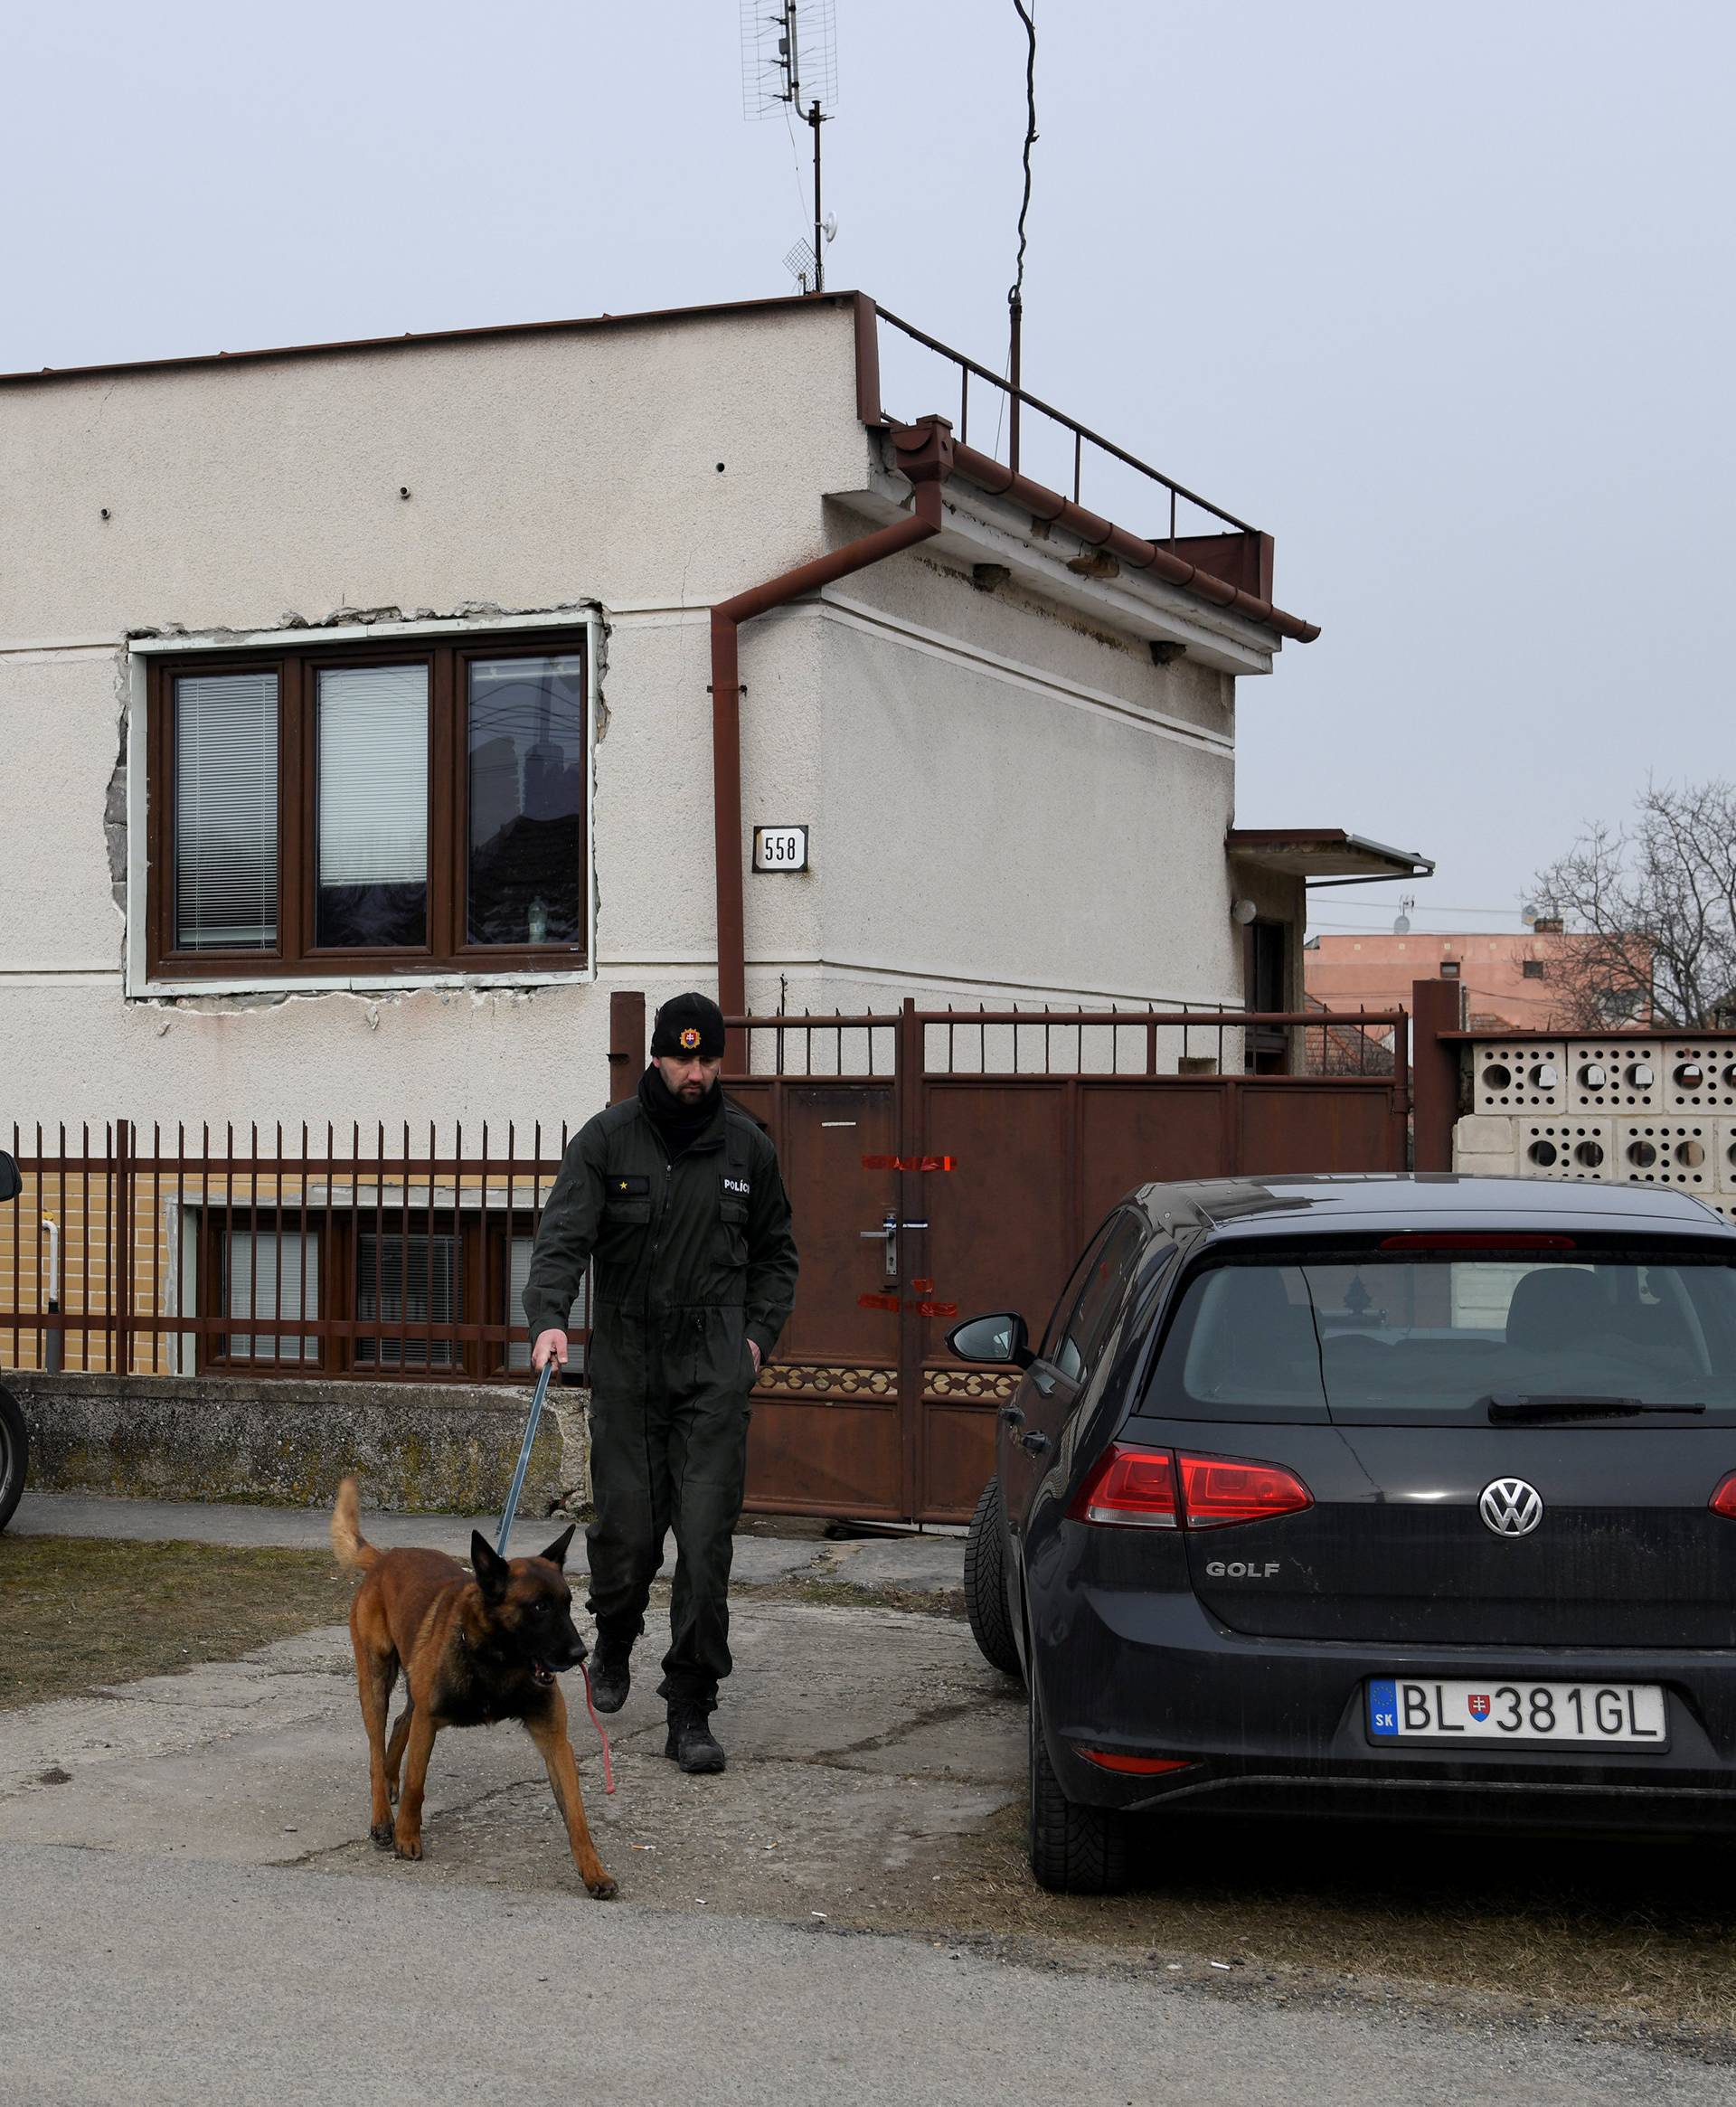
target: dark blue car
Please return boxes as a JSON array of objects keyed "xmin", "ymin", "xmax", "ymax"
[{"xmin": 950, "ymin": 1174, "xmax": 1736, "ymax": 1893}]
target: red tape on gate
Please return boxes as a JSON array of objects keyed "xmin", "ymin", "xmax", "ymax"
[
  {"xmin": 856, "ymin": 1294, "xmax": 958, "ymax": 1318},
  {"xmin": 861, "ymin": 1155, "xmax": 957, "ymax": 1172}
]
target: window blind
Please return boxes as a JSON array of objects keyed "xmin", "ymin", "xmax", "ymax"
[
  {"xmin": 174, "ymin": 671, "xmax": 279, "ymax": 950},
  {"xmin": 355, "ymin": 1228, "xmax": 461, "ymax": 1367},
  {"xmin": 508, "ymin": 1235, "xmax": 589, "ymax": 1371},
  {"xmin": 317, "ymin": 664, "xmax": 429, "ymax": 946},
  {"xmin": 226, "ymin": 1227, "xmax": 317, "ymax": 1362}
]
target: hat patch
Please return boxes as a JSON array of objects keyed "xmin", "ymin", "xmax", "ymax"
[{"xmin": 679, "ymin": 1026, "xmax": 702, "ymax": 1052}]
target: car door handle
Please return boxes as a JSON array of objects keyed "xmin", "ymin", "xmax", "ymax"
[
  {"xmin": 1019, "ymin": 1431, "xmax": 1052, "ymax": 1458},
  {"xmin": 1000, "ymin": 1405, "xmax": 1024, "ymax": 1428}
]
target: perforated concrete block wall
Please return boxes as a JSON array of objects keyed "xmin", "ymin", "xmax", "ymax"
[
  {"xmin": 1663, "ymin": 1044, "xmax": 1736, "ymax": 1111},
  {"xmin": 1472, "ymin": 1044, "xmax": 1564, "ymax": 1112},
  {"xmin": 1565, "ymin": 1043, "xmax": 1659, "ymax": 1111},
  {"xmin": 1612, "ymin": 1117, "xmax": 1714, "ymax": 1190},
  {"xmin": 1716, "ymin": 1118, "xmax": 1736, "ymax": 1193},
  {"xmin": 1514, "ymin": 1119, "xmax": 1614, "ymax": 1181}
]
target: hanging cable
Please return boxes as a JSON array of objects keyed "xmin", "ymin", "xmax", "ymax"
[
  {"xmin": 1009, "ymin": 0, "xmax": 1038, "ymax": 312},
  {"xmin": 996, "ymin": 0, "xmax": 1039, "ymax": 463}
]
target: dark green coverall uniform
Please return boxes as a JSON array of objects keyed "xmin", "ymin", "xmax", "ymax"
[{"xmin": 522, "ymin": 1086, "xmax": 798, "ymax": 1714}]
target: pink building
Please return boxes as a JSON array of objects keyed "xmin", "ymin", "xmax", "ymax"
[{"xmin": 1304, "ymin": 926, "xmax": 1622, "ymax": 1031}]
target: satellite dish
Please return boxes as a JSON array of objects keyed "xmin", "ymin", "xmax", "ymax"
[
  {"xmin": 823, "ymin": 213, "xmax": 838, "ymax": 242},
  {"xmin": 1393, "ymin": 892, "xmax": 1415, "ymax": 936}
]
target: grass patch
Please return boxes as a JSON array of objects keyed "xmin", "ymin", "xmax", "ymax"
[{"xmin": 0, "ymin": 1535, "xmax": 355, "ymax": 1710}]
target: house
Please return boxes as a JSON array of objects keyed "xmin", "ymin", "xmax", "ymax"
[
  {"xmin": 1305, "ymin": 922, "xmax": 1643, "ymax": 1033},
  {"xmin": 0, "ymin": 289, "xmax": 1425, "ymax": 1383}
]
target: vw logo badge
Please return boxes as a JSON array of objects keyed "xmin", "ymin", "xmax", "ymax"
[{"xmin": 1479, "ymin": 1477, "xmax": 1544, "ymax": 1537}]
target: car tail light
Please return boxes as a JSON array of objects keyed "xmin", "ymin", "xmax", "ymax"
[
  {"xmin": 1178, "ymin": 1453, "xmax": 1313, "ymax": 1529},
  {"xmin": 1068, "ymin": 1444, "xmax": 1312, "ymax": 1530},
  {"xmin": 1074, "ymin": 1749, "xmax": 1194, "ymax": 1775},
  {"xmin": 1067, "ymin": 1444, "xmax": 1178, "ymax": 1527},
  {"xmin": 1710, "ymin": 1474, "xmax": 1736, "ymax": 1519}
]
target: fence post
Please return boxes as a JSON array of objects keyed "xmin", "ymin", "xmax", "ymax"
[
  {"xmin": 608, "ymin": 990, "xmax": 646, "ymax": 1105},
  {"xmin": 112, "ymin": 1118, "xmax": 134, "ymax": 1377},
  {"xmin": 1410, "ymin": 978, "xmax": 1466, "ymax": 1172},
  {"xmin": 895, "ymin": 997, "xmax": 924, "ymax": 1522}
]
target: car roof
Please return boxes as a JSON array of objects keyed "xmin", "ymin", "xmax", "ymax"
[{"xmin": 1129, "ymin": 1173, "xmax": 1736, "ymax": 1245}]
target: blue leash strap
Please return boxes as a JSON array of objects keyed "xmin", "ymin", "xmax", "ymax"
[{"xmin": 495, "ymin": 1358, "xmax": 555, "ymax": 1558}]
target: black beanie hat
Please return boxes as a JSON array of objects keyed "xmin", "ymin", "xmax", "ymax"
[{"xmin": 650, "ymin": 992, "xmax": 726, "ymax": 1059}]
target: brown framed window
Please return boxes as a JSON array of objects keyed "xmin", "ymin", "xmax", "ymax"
[
  {"xmin": 196, "ymin": 1206, "xmax": 586, "ymax": 1380},
  {"xmin": 147, "ymin": 630, "xmax": 588, "ymax": 979}
]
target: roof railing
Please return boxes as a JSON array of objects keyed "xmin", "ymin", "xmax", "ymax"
[{"xmin": 869, "ymin": 300, "xmax": 1259, "ymax": 542}]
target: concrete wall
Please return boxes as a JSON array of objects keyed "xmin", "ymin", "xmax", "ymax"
[
  {"xmin": 1449, "ymin": 1035, "xmax": 1736, "ymax": 1224},
  {"xmin": 788, "ymin": 534, "xmax": 1247, "ymax": 1014},
  {"xmin": 8, "ymin": 1371, "xmax": 589, "ymax": 1515}
]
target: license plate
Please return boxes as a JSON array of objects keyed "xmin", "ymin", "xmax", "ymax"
[{"xmin": 1367, "ymin": 1677, "xmax": 1667, "ymax": 1747}]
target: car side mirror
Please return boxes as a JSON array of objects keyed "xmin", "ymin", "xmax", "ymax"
[
  {"xmin": 0, "ymin": 1152, "xmax": 18, "ymax": 1205},
  {"xmin": 946, "ymin": 1311, "xmax": 1034, "ymax": 1370}
]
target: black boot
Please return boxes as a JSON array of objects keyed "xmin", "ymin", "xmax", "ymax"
[
  {"xmin": 587, "ymin": 1642, "xmax": 631, "ymax": 1715},
  {"xmin": 664, "ymin": 1705, "xmax": 726, "ymax": 1774}
]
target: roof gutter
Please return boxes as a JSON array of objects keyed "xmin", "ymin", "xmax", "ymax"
[{"xmin": 710, "ymin": 414, "xmax": 953, "ymax": 1029}]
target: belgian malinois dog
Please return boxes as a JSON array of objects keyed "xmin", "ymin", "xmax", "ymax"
[{"xmin": 330, "ymin": 1478, "xmax": 616, "ymax": 1897}]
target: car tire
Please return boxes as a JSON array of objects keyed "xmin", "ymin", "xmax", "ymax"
[
  {"xmin": 1028, "ymin": 1672, "xmax": 1129, "ymax": 1894},
  {"xmin": 964, "ymin": 1478, "xmax": 1023, "ymax": 1678},
  {"xmin": 0, "ymin": 1383, "xmax": 28, "ymax": 1534}
]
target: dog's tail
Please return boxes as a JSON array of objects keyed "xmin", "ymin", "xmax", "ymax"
[{"xmin": 330, "ymin": 1477, "xmax": 381, "ymax": 1573}]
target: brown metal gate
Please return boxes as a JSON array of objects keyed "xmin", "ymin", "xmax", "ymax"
[{"xmin": 703, "ymin": 1001, "xmax": 1408, "ymax": 1525}]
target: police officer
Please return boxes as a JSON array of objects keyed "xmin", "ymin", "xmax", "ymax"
[{"xmin": 524, "ymin": 993, "xmax": 798, "ymax": 1774}]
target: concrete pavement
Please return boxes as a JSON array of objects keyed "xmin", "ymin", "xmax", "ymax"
[
  {"xmin": 7, "ymin": 1842, "xmax": 1733, "ymax": 2107},
  {"xmin": 6, "ymin": 1491, "xmax": 1734, "ymax": 2098}
]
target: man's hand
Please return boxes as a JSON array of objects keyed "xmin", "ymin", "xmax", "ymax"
[
  {"xmin": 748, "ymin": 1339, "xmax": 762, "ymax": 1376},
  {"xmin": 532, "ymin": 1328, "xmax": 569, "ymax": 1372}
]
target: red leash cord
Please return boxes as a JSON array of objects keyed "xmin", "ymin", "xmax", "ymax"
[{"xmin": 579, "ymin": 1662, "xmax": 617, "ymax": 1795}]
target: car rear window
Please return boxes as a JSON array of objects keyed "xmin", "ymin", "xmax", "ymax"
[{"xmin": 1143, "ymin": 1249, "xmax": 1736, "ymax": 1423}]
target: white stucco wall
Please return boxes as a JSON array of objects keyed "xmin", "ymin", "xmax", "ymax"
[
  {"xmin": 0, "ymin": 297, "xmax": 1282, "ymax": 1131},
  {"xmin": 0, "ymin": 305, "xmax": 860, "ymax": 1129}
]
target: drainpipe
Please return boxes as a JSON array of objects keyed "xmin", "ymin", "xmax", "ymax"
[
  {"xmin": 42, "ymin": 1215, "xmax": 62, "ymax": 1374},
  {"xmin": 710, "ymin": 415, "xmax": 952, "ymax": 1029}
]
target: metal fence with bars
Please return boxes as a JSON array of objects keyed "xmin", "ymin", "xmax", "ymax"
[{"xmin": 0, "ymin": 1123, "xmax": 586, "ymax": 1381}]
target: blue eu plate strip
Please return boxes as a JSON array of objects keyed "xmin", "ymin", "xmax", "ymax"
[{"xmin": 1368, "ymin": 1678, "xmax": 1399, "ymax": 1738}]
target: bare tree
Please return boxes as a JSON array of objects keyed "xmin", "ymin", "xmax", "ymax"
[{"xmin": 1532, "ymin": 779, "xmax": 1736, "ymax": 1029}]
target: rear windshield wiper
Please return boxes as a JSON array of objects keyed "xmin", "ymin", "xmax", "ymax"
[{"xmin": 1486, "ymin": 1393, "xmax": 1707, "ymax": 1422}]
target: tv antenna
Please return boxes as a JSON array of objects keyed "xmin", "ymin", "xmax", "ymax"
[{"xmin": 741, "ymin": 1, "xmax": 838, "ymax": 293}]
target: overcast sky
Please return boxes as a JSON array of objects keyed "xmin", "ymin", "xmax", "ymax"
[{"xmin": 6, "ymin": 0, "xmax": 1731, "ymax": 941}]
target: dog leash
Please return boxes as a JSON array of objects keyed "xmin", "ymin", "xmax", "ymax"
[
  {"xmin": 500, "ymin": 1362, "xmax": 616, "ymax": 1795},
  {"xmin": 580, "ymin": 1664, "xmax": 618, "ymax": 1795},
  {"xmin": 495, "ymin": 1359, "xmax": 554, "ymax": 1559}
]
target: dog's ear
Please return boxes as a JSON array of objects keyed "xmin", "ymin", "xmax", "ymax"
[
  {"xmin": 537, "ymin": 1525, "xmax": 576, "ymax": 1570},
  {"xmin": 470, "ymin": 1533, "xmax": 511, "ymax": 1602}
]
